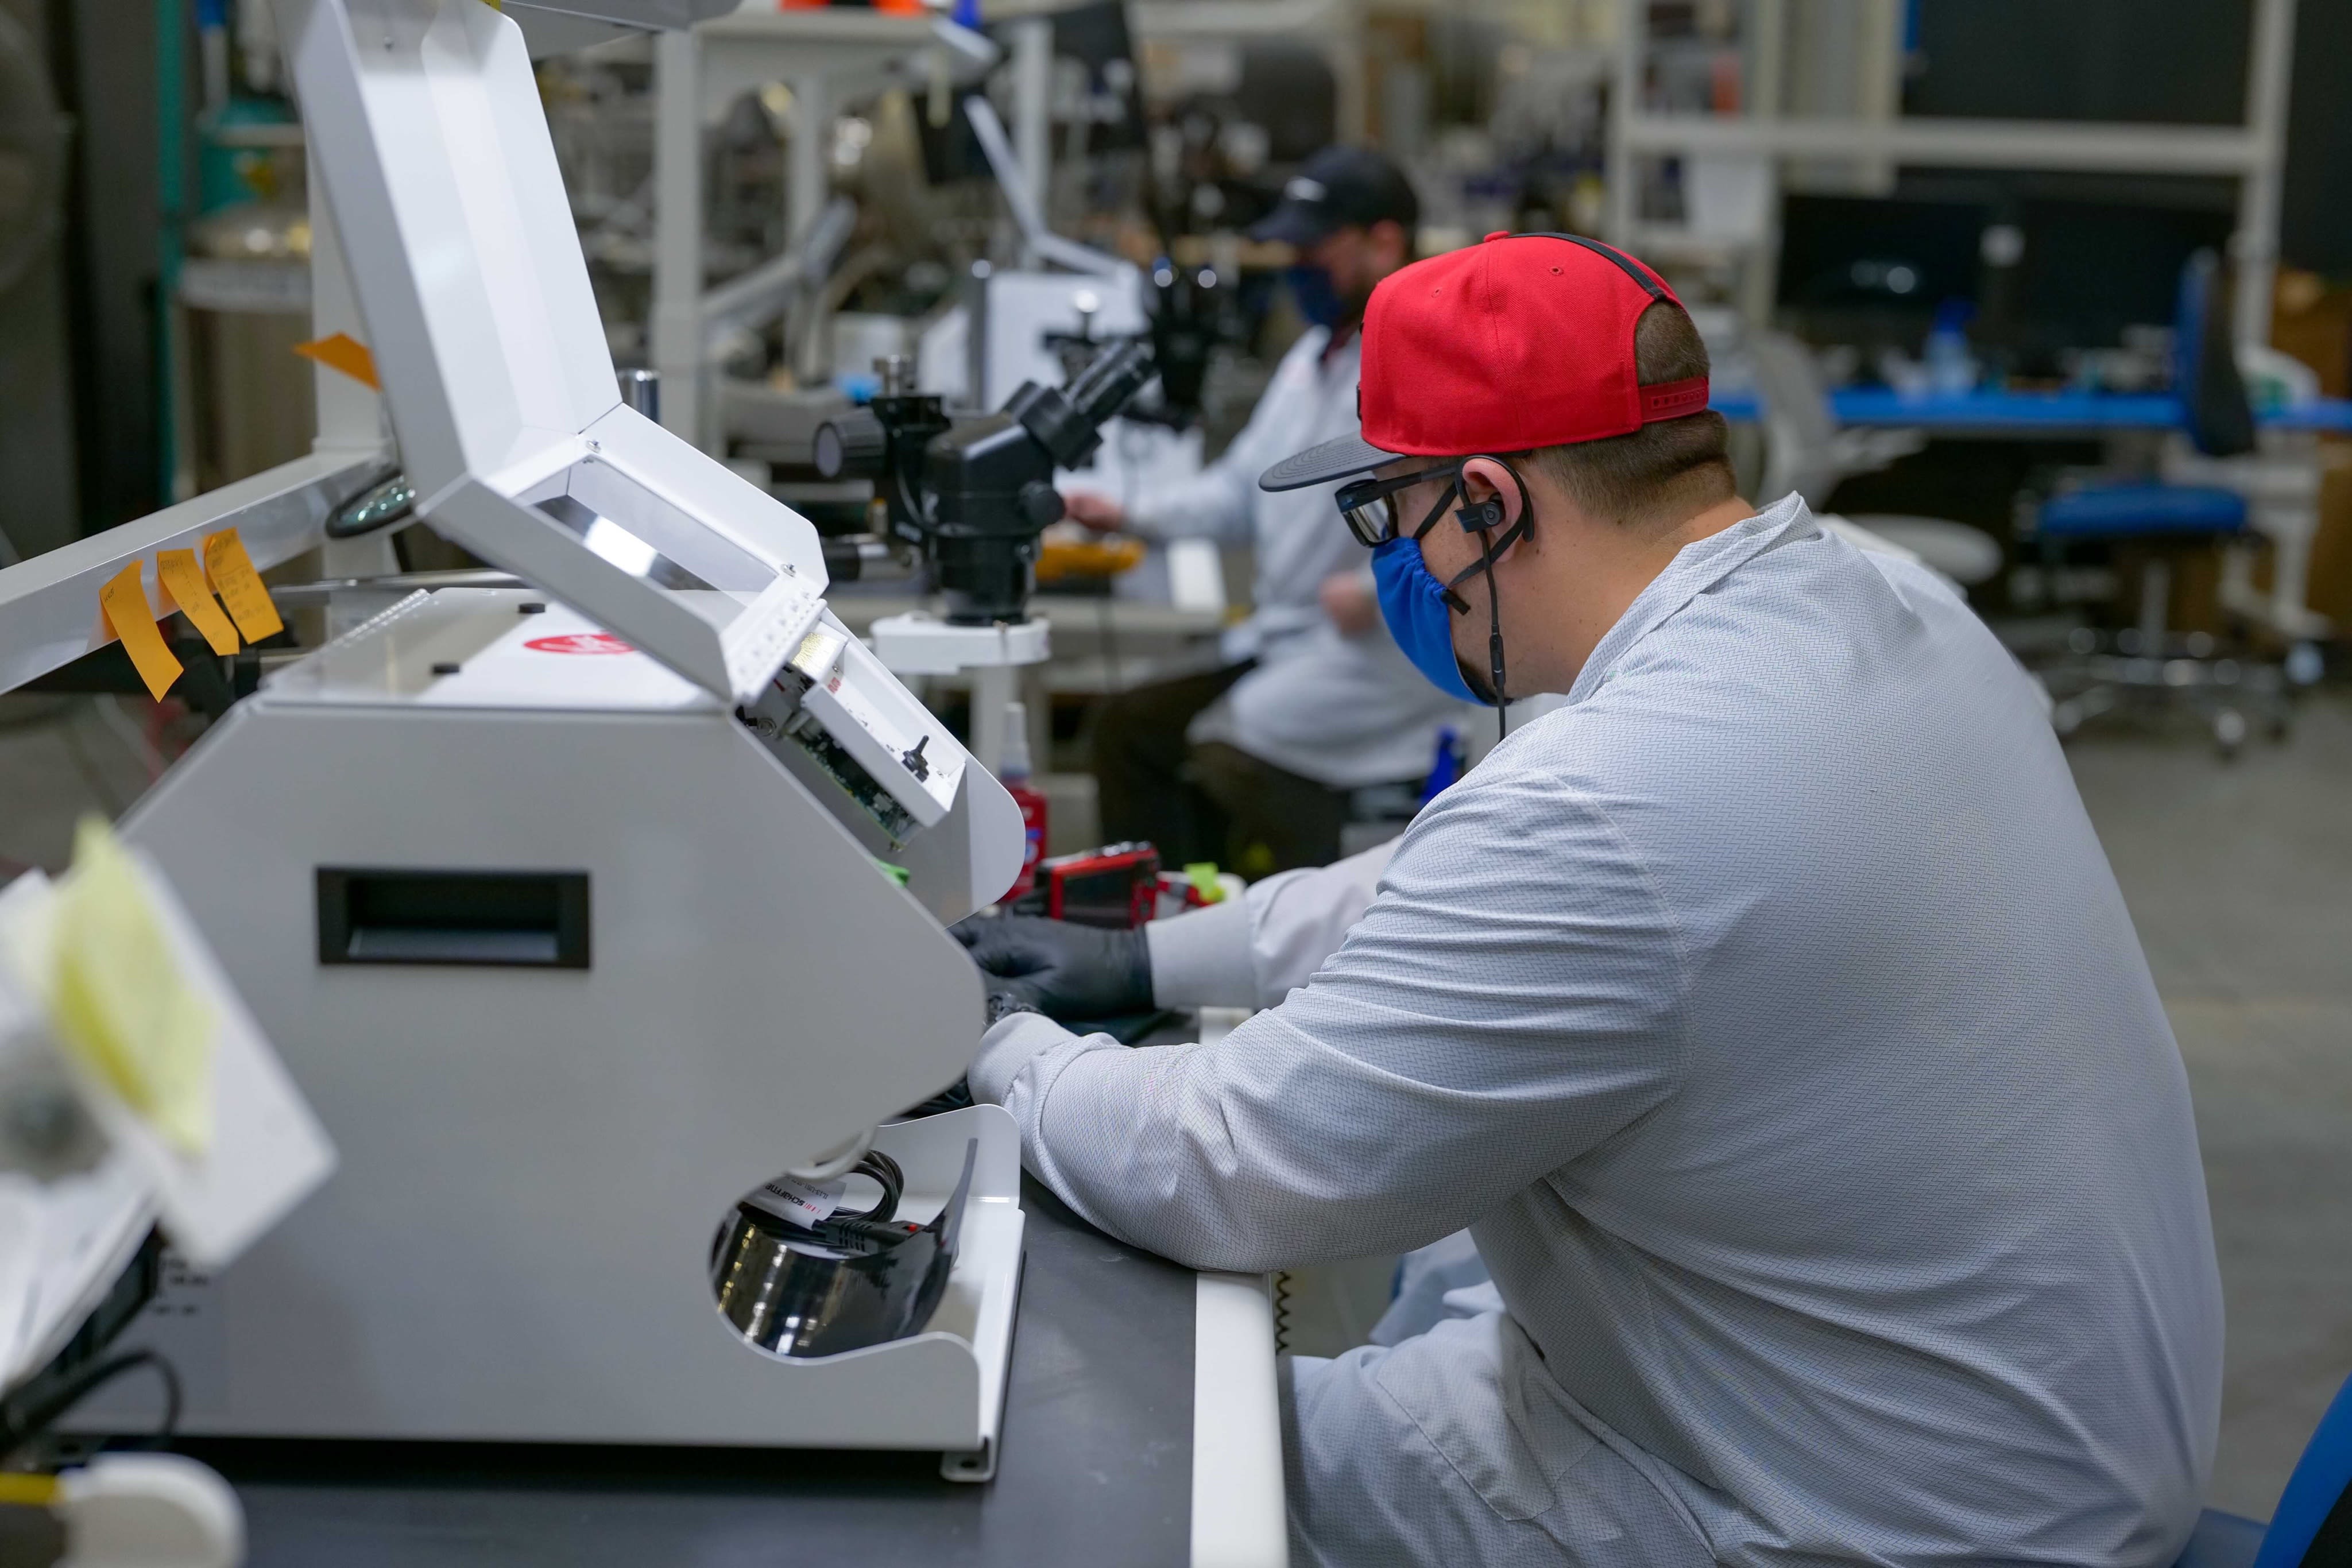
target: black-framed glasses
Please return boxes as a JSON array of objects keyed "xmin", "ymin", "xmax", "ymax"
[{"xmin": 1334, "ymin": 462, "xmax": 1460, "ymax": 547}]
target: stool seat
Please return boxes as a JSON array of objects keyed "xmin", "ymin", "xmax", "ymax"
[
  {"xmin": 2173, "ymin": 1508, "xmax": 2266, "ymax": 1568},
  {"xmin": 2040, "ymin": 483, "xmax": 2247, "ymax": 539},
  {"xmin": 1844, "ymin": 514, "xmax": 2005, "ymax": 584}
]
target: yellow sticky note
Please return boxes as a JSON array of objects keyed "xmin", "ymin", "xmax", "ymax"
[
  {"xmin": 46, "ymin": 819, "xmax": 215, "ymax": 1157},
  {"xmin": 201, "ymin": 528, "xmax": 285, "ymax": 642},
  {"xmin": 292, "ymin": 331, "xmax": 380, "ymax": 390},
  {"xmin": 98, "ymin": 560, "xmax": 184, "ymax": 702},
  {"xmin": 156, "ymin": 548, "xmax": 241, "ymax": 656}
]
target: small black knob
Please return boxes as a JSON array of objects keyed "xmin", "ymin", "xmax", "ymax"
[
  {"xmin": 900, "ymin": 734, "xmax": 931, "ymax": 781},
  {"xmin": 1018, "ymin": 479, "xmax": 1066, "ymax": 530}
]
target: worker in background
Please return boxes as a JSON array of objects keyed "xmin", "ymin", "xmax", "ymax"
[
  {"xmin": 1062, "ymin": 145, "xmax": 1466, "ymax": 876},
  {"xmin": 960, "ymin": 234, "xmax": 2222, "ymax": 1567}
]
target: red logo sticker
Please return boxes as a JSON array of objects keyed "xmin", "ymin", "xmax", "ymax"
[{"xmin": 525, "ymin": 632, "xmax": 636, "ymax": 656}]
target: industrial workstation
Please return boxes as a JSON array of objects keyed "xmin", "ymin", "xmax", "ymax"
[{"xmin": 3, "ymin": 1, "xmax": 2351, "ymax": 1563}]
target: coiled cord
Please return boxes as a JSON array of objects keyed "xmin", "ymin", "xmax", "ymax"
[
  {"xmin": 834, "ymin": 1151, "xmax": 905, "ymax": 1222},
  {"xmin": 809, "ymin": 1151, "xmax": 922, "ymax": 1255}
]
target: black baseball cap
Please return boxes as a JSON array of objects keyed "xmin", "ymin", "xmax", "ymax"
[{"xmin": 1247, "ymin": 146, "xmax": 1421, "ymax": 248}]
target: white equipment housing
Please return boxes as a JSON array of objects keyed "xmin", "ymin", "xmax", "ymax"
[{"xmin": 79, "ymin": 0, "xmax": 1030, "ymax": 1476}]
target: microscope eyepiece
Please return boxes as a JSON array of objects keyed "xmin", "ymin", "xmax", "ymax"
[
  {"xmin": 1069, "ymin": 338, "xmax": 1155, "ymax": 424},
  {"xmin": 811, "ymin": 410, "xmax": 889, "ymax": 481}
]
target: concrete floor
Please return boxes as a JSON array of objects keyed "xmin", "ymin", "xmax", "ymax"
[
  {"xmin": 2065, "ymin": 690, "xmax": 2352, "ymax": 1519},
  {"xmin": 0, "ymin": 687, "xmax": 2344, "ymax": 1520}
]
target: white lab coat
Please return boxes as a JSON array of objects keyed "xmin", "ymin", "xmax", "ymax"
[
  {"xmin": 1143, "ymin": 837, "xmax": 1395, "ymax": 1010},
  {"xmin": 974, "ymin": 496, "xmax": 2222, "ymax": 1568},
  {"xmin": 1122, "ymin": 327, "xmax": 1471, "ymax": 789}
]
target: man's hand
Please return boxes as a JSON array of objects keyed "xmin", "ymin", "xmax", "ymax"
[
  {"xmin": 1061, "ymin": 490, "xmax": 1127, "ymax": 533},
  {"xmin": 952, "ymin": 915, "xmax": 1153, "ymax": 1021},
  {"xmin": 1320, "ymin": 568, "xmax": 1381, "ymax": 636}
]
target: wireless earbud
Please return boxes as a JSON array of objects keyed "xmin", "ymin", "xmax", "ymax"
[{"xmin": 1456, "ymin": 496, "xmax": 1505, "ymax": 532}]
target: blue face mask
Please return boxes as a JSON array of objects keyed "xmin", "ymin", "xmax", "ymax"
[
  {"xmin": 1285, "ymin": 264, "xmax": 1345, "ymax": 330},
  {"xmin": 1371, "ymin": 534, "xmax": 1484, "ymax": 703}
]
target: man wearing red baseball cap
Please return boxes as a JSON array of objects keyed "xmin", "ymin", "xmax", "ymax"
[{"xmin": 963, "ymin": 233, "xmax": 2219, "ymax": 1567}]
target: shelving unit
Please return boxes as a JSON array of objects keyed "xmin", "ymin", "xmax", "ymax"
[{"xmin": 1606, "ymin": 0, "xmax": 2299, "ymax": 347}]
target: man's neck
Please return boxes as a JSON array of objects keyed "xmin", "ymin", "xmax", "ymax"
[
  {"xmin": 1655, "ymin": 493, "xmax": 1759, "ymax": 555},
  {"xmin": 1510, "ymin": 493, "xmax": 1757, "ymax": 695}
]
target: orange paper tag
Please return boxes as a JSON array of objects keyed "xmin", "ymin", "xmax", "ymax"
[
  {"xmin": 200, "ymin": 529, "xmax": 285, "ymax": 642},
  {"xmin": 292, "ymin": 332, "xmax": 380, "ymax": 390},
  {"xmin": 154, "ymin": 549, "xmax": 241, "ymax": 655},
  {"xmin": 98, "ymin": 561, "xmax": 184, "ymax": 702}
]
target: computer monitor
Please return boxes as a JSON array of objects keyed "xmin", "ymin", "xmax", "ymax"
[
  {"xmin": 2006, "ymin": 195, "xmax": 2234, "ymax": 356},
  {"xmin": 1776, "ymin": 192, "xmax": 1991, "ymax": 358},
  {"xmin": 1775, "ymin": 185, "xmax": 2236, "ymax": 379},
  {"xmin": 1778, "ymin": 192, "xmax": 1990, "ymax": 312}
]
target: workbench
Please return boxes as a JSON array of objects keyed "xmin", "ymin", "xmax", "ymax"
[{"xmin": 1709, "ymin": 386, "xmax": 2352, "ymax": 435}]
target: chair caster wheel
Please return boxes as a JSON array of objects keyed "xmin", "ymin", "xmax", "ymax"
[{"xmin": 2213, "ymin": 707, "xmax": 2247, "ymax": 758}]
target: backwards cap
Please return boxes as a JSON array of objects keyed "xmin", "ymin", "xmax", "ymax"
[{"xmin": 1260, "ymin": 232, "xmax": 1708, "ymax": 491}]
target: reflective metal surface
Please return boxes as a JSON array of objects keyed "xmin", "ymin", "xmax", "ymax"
[{"xmin": 712, "ymin": 1140, "xmax": 976, "ymax": 1358}]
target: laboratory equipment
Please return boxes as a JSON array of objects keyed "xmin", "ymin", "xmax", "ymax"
[
  {"xmin": 1010, "ymin": 843, "xmax": 1164, "ymax": 930},
  {"xmin": 60, "ymin": 0, "xmax": 1031, "ymax": 1480},
  {"xmin": 817, "ymin": 339, "xmax": 1154, "ymax": 626}
]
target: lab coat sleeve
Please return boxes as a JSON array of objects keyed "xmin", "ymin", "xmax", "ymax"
[
  {"xmin": 1119, "ymin": 330, "xmax": 1324, "ymax": 546},
  {"xmin": 970, "ymin": 772, "xmax": 1690, "ymax": 1272},
  {"xmin": 1145, "ymin": 839, "xmax": 1402, "ymax": 1010},
  {"xmin": 1119, "ymin": 448, "xmax": 1259, "ymax": 545}
]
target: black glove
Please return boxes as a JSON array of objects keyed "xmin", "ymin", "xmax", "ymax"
[
  {"xmin": 985, "ymin": 989, "xmax": 1040, "ymax": 1027},
  {"xmin": 951, "ymin": 914, "xmax": 1153, "ymax": 1022}
]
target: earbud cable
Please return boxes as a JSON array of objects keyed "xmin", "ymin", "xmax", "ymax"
[{"xmin": 1487, "ymin": 548, "xmax": 1507, "ymax": 742}]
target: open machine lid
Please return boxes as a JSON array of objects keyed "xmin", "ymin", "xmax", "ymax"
[{"xmin": 284, "ymin": 0, "xmax": 826, "ymax": 702}]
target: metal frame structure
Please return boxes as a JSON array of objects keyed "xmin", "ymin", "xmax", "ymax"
[
  {"xmin": 648, "ymin": 0, "xmax": 1364, "ymax": 455},
  {"xmin": 649, "ymin": 9, "xmax": 942, "ymax": 446}
]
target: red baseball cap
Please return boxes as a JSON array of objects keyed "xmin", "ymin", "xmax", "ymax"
[{"xmin": 1259, "ymin": 231, "xmax": 1710, "ymax": 491}]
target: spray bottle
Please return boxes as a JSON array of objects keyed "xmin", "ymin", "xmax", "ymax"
[{"xmin": 998, "ymin": 700, "xmax": 1049, "ymax": 901}]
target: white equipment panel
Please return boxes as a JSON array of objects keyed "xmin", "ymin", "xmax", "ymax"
[{"xmin": 285, "ymin": 0, "xmax": 825, "ymax": 703}]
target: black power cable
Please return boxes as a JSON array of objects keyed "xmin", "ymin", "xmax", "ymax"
[
  {"xmin": 833, "ymin": 1150, "xmax": 906, "ymax": 1223},
  {"xmin": 0, "ymin": 1349, "xmax": 181, "ymax": 1457},
  {"xmin": 737, "ymin": 1150, "xmax": 926, "ymax": 1257}
]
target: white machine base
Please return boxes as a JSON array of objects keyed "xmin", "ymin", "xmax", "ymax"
[
  {"xmin": 871, "ymin": 612, "xmax": 1051, "ymax": 675},
  {"xmin": 864, "ymin": 1108, "xmax": 1031, "ymax": 1482},
  {"xmin": 83, "ymin": 1108, "xmax": 1027, "ymax": 1476}
]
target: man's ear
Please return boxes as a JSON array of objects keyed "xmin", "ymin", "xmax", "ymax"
[
  {"xmin": 1457, "ymin": 458, "xmax": 1524, "ymax": 528},
  {"xmin": 1457, "ymin": 458, "xmax": 1541, "ymax": 568}
]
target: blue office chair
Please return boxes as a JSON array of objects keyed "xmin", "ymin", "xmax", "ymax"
[
  {"xmin": 2028, "ymin": 250, "xmax": 2291, "ymax": 756},
  {"xmin": 2174, "ymin": 1370, "xmax": 2352, "ymax": 1568}
]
